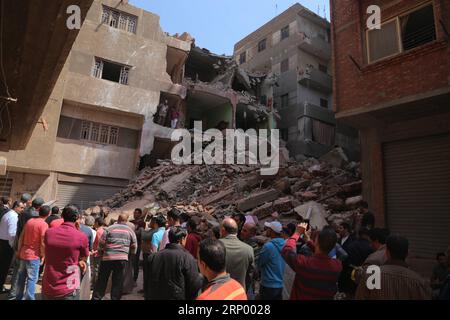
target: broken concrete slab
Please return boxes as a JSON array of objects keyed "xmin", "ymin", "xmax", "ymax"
[
  {"xmin": 345, "ymin": 195, "xmax": 363, "ymax": 209},
  {"xmin": 320, "ymin": 147, "xmax": 349, "ymax": 168},
  {"xmin": 294, "ymin": 201, "xmax": 328, "ymax": 230},
  {"xmin": 236, "ymin": 189, "xmax": 280, "ymax": 212},
  {"xmin": 160, "ymin": 170, "xmax": 193, "ymax": 194}
]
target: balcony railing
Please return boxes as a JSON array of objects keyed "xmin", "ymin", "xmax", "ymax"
[
  {"xmin": 297, "ymin": 32, "xmax": 331, "ymax": 60},
  {"xmin": 298, "ymin": 67, "xmax": 332, "ymax": 94}
]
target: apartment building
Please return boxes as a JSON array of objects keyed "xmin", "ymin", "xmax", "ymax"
[
  {"xmin": 234, "ymin": 3, "xmax": 360, "ymax": 160},
  {"xmin": 0, "ymin": 0, "xmax": 191, "ymax": 209},
  {"xmin": 331, "ymin": 0, "xmax": 450, "ymax": 265}
]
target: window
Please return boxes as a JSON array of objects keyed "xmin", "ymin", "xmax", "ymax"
[
  {"xmin": 102, "ymin": 6, "xmax": 137, "ymax": 34},
  {"xmin": 281, "ymin": 59, "xmax": 289, "ymax": 73},
  {"xmin": 367, "ymin": 4, "xmax": 436, "ymax": 63},
  {"xmin": 401, "ymin": 5, "xmax": 436, "ymax": 51},
  {"xmin": 281, "ymin": 25, "xmax": 290, "ymax": 40},
  {"xmin": 318, "ymin": 64, "xmax": 328, "ymax": 73},
  {"xmin": 239, "ymin": 52, "xmax": 247, "ymax": 64},
  {"xmin": 280, "ymin": 94, "xmax": 289, "ymax": 108},
  {"xmin": 92, "ymin": 58, "xmax": 130, "ymax": 85},
  {"xmin": 80, "ymin": 120, "xmax": 120, "ymax": 145},
  {"xmin": 320, "ymin": 98, "xmax": 329, "ymax": 109},
  {"xmin": 258, "ymin": 39, "xmax": 267, "ymax": 52}
]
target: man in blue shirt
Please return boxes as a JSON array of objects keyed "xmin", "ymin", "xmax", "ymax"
[
  {"xmin": 258, "ymin": 221, "xmax": 286, "ymax": 300},
  {"xmin": 151, "ymin": 215, "xmax": 167, "ymax": 253}
]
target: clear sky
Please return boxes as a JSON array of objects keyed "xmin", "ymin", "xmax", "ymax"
[{"xmin": 129, "ymin": 0, "xmax": 330, "ymax": 56}]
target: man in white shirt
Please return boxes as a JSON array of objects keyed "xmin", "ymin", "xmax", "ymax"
[{"xmin": 0, "ymin": 201, "xmax": 25, "ymax": 292}]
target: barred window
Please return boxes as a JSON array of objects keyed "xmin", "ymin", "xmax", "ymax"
[
  {"xmin": 81, "ymin": 121, "xmax": 91, "ymax": 140},
  {"xmin": 109, "ymin": 127, "xmax": 119, "ymax": 145},
  {"xmin": 80, "ymin": 120, "xmax": 119, "ymax": 146},
  {"xmin": 102, "ymin": 6, "xmax": 138, "ymax": 34},
  {"xmin": 92, "ymin": 58, "xmax": 130, "ymax": 85}
]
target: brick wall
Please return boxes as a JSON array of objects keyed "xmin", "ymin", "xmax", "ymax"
[{"xmin": 331, "ymin": 0, "xmax": 450, "ymax": 113}]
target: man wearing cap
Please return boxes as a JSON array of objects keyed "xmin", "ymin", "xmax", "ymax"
[{"xmin": 258, "ymin": 221, "xmax": 286, "ymax": 300}]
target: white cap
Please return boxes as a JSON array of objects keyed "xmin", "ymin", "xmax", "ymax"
[{"xmin": 264, "ymin": 221, "xmax": 283, "ymax": 233}]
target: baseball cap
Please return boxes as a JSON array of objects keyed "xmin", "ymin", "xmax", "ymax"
[{"xmin": 264, "ymin": 221, "xmax": 283, "ymax": 233}]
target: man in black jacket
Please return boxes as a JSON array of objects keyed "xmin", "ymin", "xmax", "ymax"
[{"xmin": 146, "ymin": 226, "xmax": 204, "ymax": 300}]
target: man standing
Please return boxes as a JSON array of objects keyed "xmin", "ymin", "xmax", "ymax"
[
  {"xmin": 219, "ymin": 218, "xmax": 254, "ymax": 291},
  {"xmin": 131, "ymin": 208, "xmax": 146, "ymax": 282},
  {"xmin": 45, "ymin": 206, "xmax": 60, "ymax": 226},
  {"xmin": 431, "ymin": 252, "xmax": 450, "ymax": 298},
  {"xmin": 16, "ymin": 205, "xmax": 51, "ymax": 300},
  {"xmin": 156, "ymin": 100, "xmax": 169, "ymax": 126},
  {"xmin": 197, "ymin": 239, "xmax": 247, "ymax": 300},
  {"xmin": 146, "ymin": 226, "xmax": 203, "ymax": 300},
  {"xmin": 258, "ymin": 221, "xmax": 286, "ymax": 300},
  {"xmin": 0, "ymin": 201, "xmax": 25, "ymax": 293},
  {"xmin": 232, "ymin": 213, "xmax": 246, "ymax": 240},
  {"xmin": 159, "ymin": 208, "xmax": 181, "ymax": 250},
  {"xmin": 282, "ymin": 225, "xmax": 342, "ymax": 300},
  {"xmin": 185, "ymin": 217, "xmax": 202, "ymax": 259},
  {"xmin": 170, "ymin": 105, "xmax": 180, "ymax": 129},
  {"xmin": 79, "ymin": 215, "xmax": 95, "ymax": 300},
  {"xmin": 92, "ymin": 213, "xmax": 137, "ymax": 300},
  {"xmin": 337, "ymin": 222, "xmax": 355, "ymax": 252},
  {"xmin": 7, "ymin": 194, "xmax": 32, "ymax": 299},
  {"xmin": 340, "ymin": 228, "xmax": 374, "ymax": 297},
  {"xmin": 16, "ymin": 198, "xmax": 44, "ymax": 240},
  {"xmin": 150, "ymin": 215, "xmax": 166, "ymax": 253},
  {"xmin": 42, "ymin": 205, "xmax": 89, "ymax": 300},
  {"xmin": 363, "ymin": 228, "xmax": 390, "ymax": 267},
  {"xmin": 92, "ymin": 217, "xmax": 105, "ymax": 289},
  {"xmin": 356, "ymin": 235, "xmax": 431, "ymax": 300}
]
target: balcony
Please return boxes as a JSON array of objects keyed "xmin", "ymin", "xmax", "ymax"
[
  {"xmin": 300, "ymin": 101, "xmax": 336, "ymax": 125},
  {"xmin": 297, "ymin": 33, "xmax": 331, "ymax": 61},
  {"xmin": 298, "ymin": 67, "xmax": 332, "ymax": 94}
]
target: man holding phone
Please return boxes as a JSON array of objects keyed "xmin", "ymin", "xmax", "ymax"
[{"xmin": 281, "ymin": 223, "xmax": 342, "ymax": 300}]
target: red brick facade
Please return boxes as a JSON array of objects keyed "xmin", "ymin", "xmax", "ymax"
[
  {"xmin": 330, "ymin": 0, "xmax": 450, "ymax": 232},
  {"xmin": 331, "ymin": 0, "xmax": 450, "ymax": 113}
]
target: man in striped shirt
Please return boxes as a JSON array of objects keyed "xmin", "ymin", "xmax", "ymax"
[
  {"xmin": 92, "ymin": 213, "xmax": 137, "ymax": 300},
  {"xmin": 197, "ymin": 239, "xmax": 247, "ymax": 300},
  {"xmin": 282, "ymin": 224, "xmax": 342, "ymax": 300}
]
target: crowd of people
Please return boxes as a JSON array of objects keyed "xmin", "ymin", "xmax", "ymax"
[{"xmin": 0, "ymin": 194, "xmax": 449, "ymax": 300}]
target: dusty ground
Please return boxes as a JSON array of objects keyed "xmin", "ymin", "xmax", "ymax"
[{"xmin": 0, "ymin": 265, "xmax": 145, "ymax": 301}]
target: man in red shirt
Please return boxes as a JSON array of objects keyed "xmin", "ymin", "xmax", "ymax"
[
  {"xmin": 185, "ymin": 217, "xmax": 202, "ymax": 259},
  {"xmin": 281, "ymin": 224, "xmax": 342, "ymax": 300},
  {"xmin": 16, "ymin": 205, "xmax": 51, "ymax": 300},
  {"xmin": 42, "ymin": 205, "xmax": 89, "ymax": 300}
]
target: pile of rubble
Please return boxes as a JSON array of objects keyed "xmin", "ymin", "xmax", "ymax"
[{"xmin": 92, "ymin": 147, "xmax": 366, "ymax": 232}]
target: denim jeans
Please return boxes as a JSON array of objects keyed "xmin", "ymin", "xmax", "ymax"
[{"xmin": 16, "ymin": 259, "xmax": 40, "ymax": 300}]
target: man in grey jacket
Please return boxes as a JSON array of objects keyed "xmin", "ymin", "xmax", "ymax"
[{"xmin": 219, "ymin": 218, "xmax": 254, "ymax": 291}]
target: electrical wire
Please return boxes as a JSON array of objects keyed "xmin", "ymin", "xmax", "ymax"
[{"xmin": 0, "ymin": 0, "xmax": 11, "ymax": 98}]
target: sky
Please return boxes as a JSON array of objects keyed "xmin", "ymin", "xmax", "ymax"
[{"xmin": 129, "ymin": 0, "xmax": 330, "ymax": 55}]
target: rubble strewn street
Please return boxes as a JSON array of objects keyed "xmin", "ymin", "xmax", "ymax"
[{"xmin": 91, "ymin": 147, "xmax": 366, "ymax": 238}]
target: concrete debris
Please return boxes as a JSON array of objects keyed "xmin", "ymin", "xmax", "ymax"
[
  {"xmin": 90, "ymin": 147, "xmax": 367, "ymax": 233},
  {"xmin": 294, "ymin": 201, "xmax": 329, "ymax": 230}
]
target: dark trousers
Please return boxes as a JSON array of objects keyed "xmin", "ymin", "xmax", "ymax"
[
  {"xmin": 133, "ymin": 246, "xmax": 141, "ymax": 282},
  {"xmin": 259, "ymin": 286, "xmax": 283, "ymax": 300},
  {"xmin": 0, "ymin": 240, "xmax": 14, "ymax": 289},
  {"xmin": 142, "ymin": 253, "xmax": 149, "ymax": 298},
  {"xmin": 92, "ymin": 260, "xmax": 127, "ymax": 300}
]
